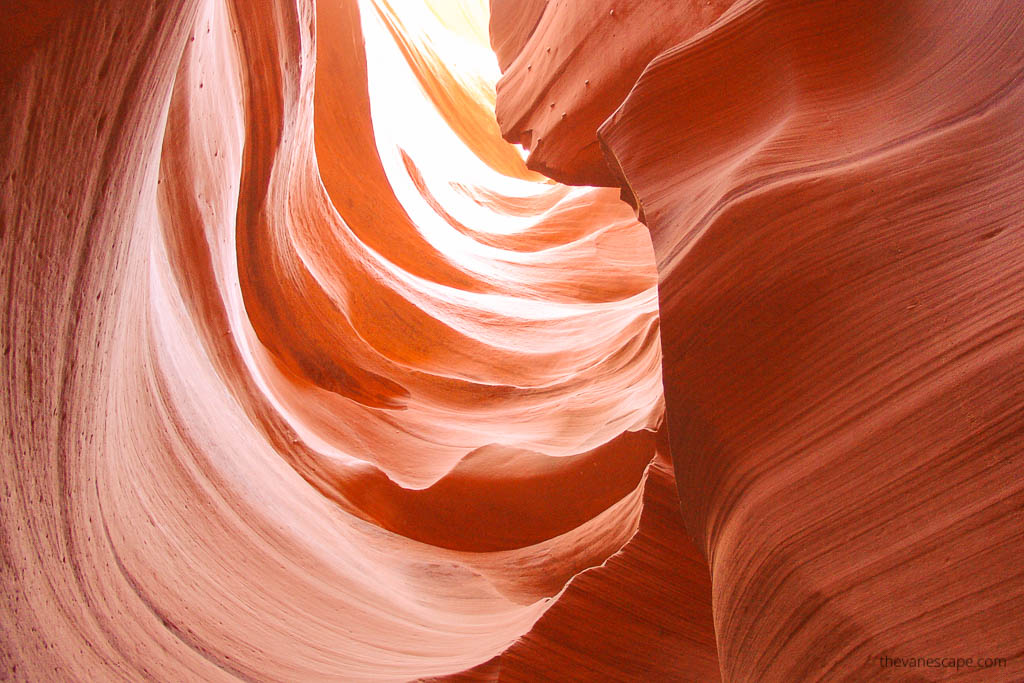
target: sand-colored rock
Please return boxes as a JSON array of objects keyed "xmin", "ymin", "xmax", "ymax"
[{"xmin": 1, "ymin": 0, "xmax": 673, "ymax": 679}]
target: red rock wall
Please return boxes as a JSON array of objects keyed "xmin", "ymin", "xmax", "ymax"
[
  {"xmin": 492, "ymin": 0, "xmax": 1024, "ymax": 680},
  {"xmin": 5, "ymin": 0, "xmax": 1022, "ymax": 680},
  {"xmin": 2, "ymin": 0, "xmax": 717, "ymax": 679}
]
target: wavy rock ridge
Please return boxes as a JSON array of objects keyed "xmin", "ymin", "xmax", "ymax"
[
  {"xmin": 3, "ymin": 0, "xmax": 1023, "ymax": 680},
  {"xmin": 490, "ymin": 0, "xmax": 1024, "ymax": 680},
  {"xmin": 1, "ymin": 0, "xmax": 722, "ymax": 679}
]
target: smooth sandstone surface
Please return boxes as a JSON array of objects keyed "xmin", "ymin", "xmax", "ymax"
[
  {"xmin": 3, "ymin": 0, "xmax": 1023, "ymax": 681},
  {"xmin": 492, "ymin": 0, "xmax": 1024, "ymax": 680},
  {"xmin": 1, "ymin": 0, "xmax": 714, "ymax": 680},
  {"xmin": 444, "ymin": 454, "xmax": 721, "ymax": 682},
  {"xmin": 490, "ymin": 0, "xmax": 733, "ymax": 187}
]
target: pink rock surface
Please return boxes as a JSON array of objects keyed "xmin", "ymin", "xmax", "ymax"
[{"xmin": 0, "ymin": 1, "xmax": 678, "ymax": 679}]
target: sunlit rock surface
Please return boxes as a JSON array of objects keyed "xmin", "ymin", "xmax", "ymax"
[
  {"xmin": 0, "ymin": 0, "xmax": 710, "ymax": 680},
  {"xmin": 492, "ymin": 0, "xmax": 1024, "ymax": 680}
]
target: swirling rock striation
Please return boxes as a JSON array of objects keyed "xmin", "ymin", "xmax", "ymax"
[
  {"xmin": 0, "ymin": 0, "xmax": 713, "ymax": 680},
  {"xmin": 6, "ymin": 0, "xmax": 1022, "ymax": 679},
  {"xmin": 491, "ymin": 0, "xmax": 1024, "ymax": 680}
]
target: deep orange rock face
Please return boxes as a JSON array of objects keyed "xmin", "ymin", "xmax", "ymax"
[
  {"xmin": 491, "ymin": 0, "xmax": 733, "ymax": 187},
  {"xmin": 2, "ymin": 0, "xmax": 1023, "ymax": 681},
  {"xmin": 492, "ymin": 0, "xmax": 1024, "ymax": 680}
]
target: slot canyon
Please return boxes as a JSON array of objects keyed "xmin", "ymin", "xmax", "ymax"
[{"xmin": 2, "ymin": 0, "xmax": 1023, "ymax": 680}]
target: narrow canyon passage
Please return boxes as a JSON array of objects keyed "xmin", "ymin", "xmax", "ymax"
[{"xmin": 2, "ymin": 1, "xmax": 1023, "ymax": 681}]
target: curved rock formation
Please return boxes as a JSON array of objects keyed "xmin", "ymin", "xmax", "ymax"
[
  {"xmin": 1, "ymin": 0, "xmax": 718, "ymax": 679},
  {"xmin": 492, "ymin": 0, "xmax": 1024, "ymax": 680},
  {"xmin": 4, "ymin": 0, "xmax": 1023, "ymax": 680}
]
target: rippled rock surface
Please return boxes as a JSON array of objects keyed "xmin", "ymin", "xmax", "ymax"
[
  {"xmin": 3, "ymin": 0, "xmax": 1023, "ymax": 681},
  {"xmin": 1, "ymin": 1, "xmax": 706, "ymax": 679},
  {"xmin": 491, "ymin": 0, "xmax": 1024, "ymax": 680}
]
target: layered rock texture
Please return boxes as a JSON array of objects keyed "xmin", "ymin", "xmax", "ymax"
[
  {"xmin": 491, "ymin": 0, "xmax": 1024, "ymax": 680},
  {"xmin": 2, "ymin": 0, "xmax": 1022, "ymax": 681}
]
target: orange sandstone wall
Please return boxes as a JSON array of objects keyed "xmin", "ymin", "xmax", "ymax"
[
  {"xmin": 5, "ymin": 0, "xmax": 1022, "ymax": 679},
  {"xmin": 491, "ymin": 0, "xmax": 1024, "ymax": 680},
  {"xmin": 1, "ymin": 0, "xmax": 712, "ymax": 679}
]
